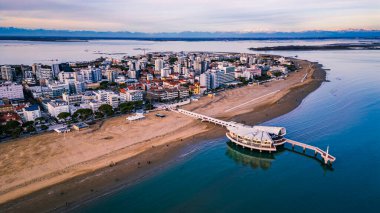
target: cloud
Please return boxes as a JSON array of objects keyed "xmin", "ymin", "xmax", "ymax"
[{"xmin": 0, "ymin": 0, "xmax": 379, "ymax": 32}]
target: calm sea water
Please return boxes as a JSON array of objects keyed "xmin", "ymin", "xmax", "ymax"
[
  {"xmin": 0, "ymin": 39, "xmax": 374, "ymax": 65},
  {"xmin": 1, "ymin": 40, "xmax": 379, "ymax": 212}
]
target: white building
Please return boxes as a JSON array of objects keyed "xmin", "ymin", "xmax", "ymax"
[
  {"xmin": 93, "ymin": 90, "xmax": 120, "ymax": 108},
  {"xmin": 47, "ymin": 100, "xmax": 70, "ymax": 118},
  {"xmin": 200, "ymin": 72, "xmax": 211, "ymax": 91},
  {"xmin": 161, "ymin": 68, "xmax": 171, "ymax": 78},
  {"xmin": 106, "ymin": 70, "xmax": 117, "ymax": 82},
  {"xmin": 0, "ymin": 82, "xmax": 24, "ymax": 100},
  {"xmin": 107, "ymin": 93, "xmax": 120, "ymax": 108},
  {"xmin": 173, "ymin": 64, "xmax": 182, "ymax": 74},
  {"xmin": 1, "ymin": 66, "xmax": 14, "ymax": 81},
  {"xmin": 48, "ymin": 82, "xmax": 69, "ymax": 97},
  {"xmin": 125, "ymin": 90, "xmax": 144, "ymax": 102},
  {"xmin": 62, "ymin": 93, "xmax": 83, "ymax": 105},
  {"xmin": 58, "ymin": 71, "xmax": 76, "ymax": 83},
  {"xmin": 23, "ymin": 105, "xmax": 41, "ymax": 121},
  {"xmin": 155, "ymin": 59, "xmax": 164, "ymax": 71},
  {"xmin": 38, "ymin": 67, "xmax": 53, "ymax": 81},
  {"xmin": 88, "ymin": 100, "xmax": 103, "ymax": 112},
  {"xmin": 128, "ymin": 70, "xmax": 137, "ymax": 79}
]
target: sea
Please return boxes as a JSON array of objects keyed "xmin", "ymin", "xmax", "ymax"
[{"xmin": 1, "ymin": 39, "xmax": 379, "ymax": 213}]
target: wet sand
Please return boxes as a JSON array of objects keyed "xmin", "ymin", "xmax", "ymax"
[{"xmin": 0, "ymin": 58, "xmax": 326, "ymax": 212}]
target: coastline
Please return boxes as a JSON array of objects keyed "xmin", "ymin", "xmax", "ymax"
[{"xmin": 0, "ymin": 58, "xmax": 327, "ymax": 212}]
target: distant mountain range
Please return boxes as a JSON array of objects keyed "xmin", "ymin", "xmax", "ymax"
[{"xmin": 0, "ymin": 27, "xmax": 380, "ymax": 40}]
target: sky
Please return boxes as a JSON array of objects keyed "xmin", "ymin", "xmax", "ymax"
[{"xmin": 0, "ymin": 0, "xmax": 379, "ymax": 32}]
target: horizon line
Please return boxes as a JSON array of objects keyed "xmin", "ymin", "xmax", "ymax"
[{"xmin": 2, "ymin": 26, "xmax": 380, "ymax": 34}]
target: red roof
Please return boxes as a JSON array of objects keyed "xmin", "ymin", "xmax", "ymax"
[{"xmin": 0, "ymin": 112, "xmax": 22, "ymax": 124}]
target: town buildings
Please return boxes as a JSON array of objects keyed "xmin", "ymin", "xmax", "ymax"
[{"xmin": 1, "ymin": 51, "xmax": 293, "ymax": 127}]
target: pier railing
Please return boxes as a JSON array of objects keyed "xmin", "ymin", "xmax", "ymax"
[
  {"xmin": 177, "ymin": 109, "xmax": 238, "ymax": 128},
  {"xmin": 285, "ymin": 139, "xmax": 336, "ymax": 164}
]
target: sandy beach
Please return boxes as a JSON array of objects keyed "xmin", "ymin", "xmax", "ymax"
[{"xmin": 0, "ymin": 58, "xmax": 326, "ymax": 212}]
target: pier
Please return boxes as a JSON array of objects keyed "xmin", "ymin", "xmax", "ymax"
[
  {"xmin": 175, "ymin": 108, "xmax": 336, "ymax": 165},
  {"xmin": 285, "ymin": 139, "xmax": 336, "ymax": 165}
]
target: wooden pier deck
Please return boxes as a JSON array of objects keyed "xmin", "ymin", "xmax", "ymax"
[{"xmin": 285, "ymin": 139, "xmax": 336, "ymax": 164}]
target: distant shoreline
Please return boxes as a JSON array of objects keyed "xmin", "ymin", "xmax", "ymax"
[
  {"xmin": 1, "ymin": 36, "xmax": 380, "ymax": 42},
  {"xmin": 249, "ymin": 42, "xmax": 380, "ymax": 51}
]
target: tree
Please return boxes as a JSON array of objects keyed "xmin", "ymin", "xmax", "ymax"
[
  {"xmin": 26, "ymin": 125, "xmax": 36, "ymax": 133},
  {"xmin": 134, "ymin": 100, "xmax": 143, "ymax": 109},
  {"xmin": 5, "ymin": 120, "xmax": 20, "ymax": 131},
  {"xmin": 169, "ymin": 57, "xmax": 178, "ymax": 65},
  {"xmin": 73, "ymin": 108, "xmax": 93, "ymax": 121},
  {"xmin": 57, "ymin": 112, "xmax": 70, "ymax": 121},
  {"xmin": 40, "ymin": 125, "xmax": 48, "ymax": 130},
  {"xmin": 238, "ymin": 77, "xmax": 249, "ymax": 85},
  {"xmin": 119, "ymin": 102, "xmax": 134, "ymax": 114},
  {"xmin": 22, "ymin": 121, "xmax": 34, "ymax": 128},
  {"xmin": 35, "ymin": 117, "xmax": 46, "ymax": 123},
  {"xmin": 11, "ymin": 127, "xmax": 22, "ymax": 138},
  {"xmin": 145, "ymin": 101, "xmax": 154, "ymax": 110},
  {"xmin": 0, "ymin": 124, "xmax": 5, "ymax": 135},
  {"xmin": 94, "ymin": 111, "xmax": 104, "ymax": 119},
  {"xmin": 98, "ymin": 104, "xmax": 114, "ymax": 116},
  {"xmin": 99, "ymin": 81, "xmax": 109, "ymax": 90},
  {"xmin": 273, "ymin": 71, "xmax": 282, "ymax": 77}
]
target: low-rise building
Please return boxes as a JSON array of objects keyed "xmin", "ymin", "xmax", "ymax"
[{"xmin": 23, "ymin": 105, "xmax": 41, "ymax": 121}]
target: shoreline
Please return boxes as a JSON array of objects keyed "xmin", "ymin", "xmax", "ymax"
[{"xmin": 0, "ymin": 58, "xmax": 327, "ymax": 212}]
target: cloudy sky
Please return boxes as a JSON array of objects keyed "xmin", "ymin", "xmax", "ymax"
[{"xmin": 0, "ymin": 0, "xmax": 379, "ymax": 32}]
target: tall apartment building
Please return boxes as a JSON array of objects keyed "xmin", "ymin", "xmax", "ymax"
[
  {"xmin": 52, "ymin": 64, "xmax": 61, "ymax": 78},
  {"xmin": 106, "ymin": 70, "xmax": 117, "ymax": 82},
  {"xmin": 154, "ymin": 59, "xmax": 164, "ymax": 71},
  {"xmin": 1, "ymin": 65, "xmax": 14, "ymax": 81},
  {"xmin": 160, "ymin": 67, "xmax": 171, "ymax": 78}
]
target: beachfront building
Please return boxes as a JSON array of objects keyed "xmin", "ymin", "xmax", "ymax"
[
  {"xmin": 125, "ymin": 90, "xmax": 144, "ymax": 102},
  {"xmin": 226, "ymin": 125, "xmax": 287, "ymax": 152},
  {"xmin": 107, "ymin": 93, "xmax": 120, "ymax": 108},
  {"xmin": 89, "ymin": 100, "xmax": 103, "ymax": 112},
  {"xmin": 0, "ymin": 82, "xmax": 24, "ymax": 100},
  {"xmin": 23, "ymin": 105, "xmax": 41, "ymax": 121},
  {"xmin": 147, "ymin": 87, "xmax": 189, "ymax": 102},
  {"xmin": 47, "ymin": 100, "xmax": 70, "ymax": 118}
]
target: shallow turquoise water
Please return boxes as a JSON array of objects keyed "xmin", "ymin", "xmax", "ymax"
[{"xmin": 76, "ymin": 50, "xmax": 380, "ymax": 213}]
